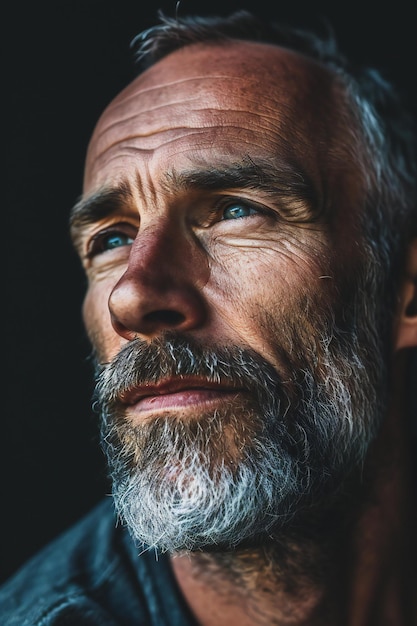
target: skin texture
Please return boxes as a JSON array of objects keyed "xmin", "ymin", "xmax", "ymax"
[{"xmin": 71, "ymin": 41, "xmax": 417, "ymax": 626}]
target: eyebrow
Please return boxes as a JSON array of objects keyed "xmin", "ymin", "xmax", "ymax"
[
  {"xmin": 70, "ymin": 157, "xmax": 320, "ymax": 238},
  {"xmin": 169, "ymin": 158, "xmax": 318, "ymax": 206},
  {"xmin": 70, "ymin": 180, "xmax": 134, "ymax": 229}
]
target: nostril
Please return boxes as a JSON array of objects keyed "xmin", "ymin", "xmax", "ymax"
[{"xmin": 143, "ymin": 309, "xmax": 186, "ymax": 327}]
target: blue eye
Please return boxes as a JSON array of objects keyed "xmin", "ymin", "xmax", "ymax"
[
  {"xmin": 104, "ymin": 233, "xmax": 133, "ymax": 250},
  {"xmin": 222, "ymin": 203, "xmax": 258, "ymax": 220},
  {"xmin": 87, "ymin": 226, "xmax": 136, "ymax": 258}
]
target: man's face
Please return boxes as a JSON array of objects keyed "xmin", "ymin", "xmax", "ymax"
[{"xmin": 71, "ymin": 42, "xmax": 386, "ymax": 551}]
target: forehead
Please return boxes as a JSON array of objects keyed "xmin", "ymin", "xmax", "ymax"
[{"xmin": 84, "ymin": 40, "xmax": 358, "ymax": 196}]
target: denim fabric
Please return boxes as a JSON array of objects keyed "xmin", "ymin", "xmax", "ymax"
[{"xmin": 0, "ymin": 498, "xmax": 197, "ymax": 625}]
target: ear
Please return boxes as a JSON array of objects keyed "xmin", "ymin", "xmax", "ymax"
[{"xmin": 394, "ymin": 238, "xmax": 417, "ymax": 351}]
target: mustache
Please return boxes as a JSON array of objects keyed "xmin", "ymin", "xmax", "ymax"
[{"xmin": 93, "ymin": 334, "xmax": 289, "ymax": 414}]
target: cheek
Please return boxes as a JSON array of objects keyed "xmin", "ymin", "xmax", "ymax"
[
  {"xmin": 206, "ymin": 243, "xmax": 336, "ymax": 358},
  {"xmin": 209, "ymin": 241, "xmax": 329, "ymax": 308},
  {"xmin": 83, "ymin": 284, "xmax": 121, "ymax": 362}
]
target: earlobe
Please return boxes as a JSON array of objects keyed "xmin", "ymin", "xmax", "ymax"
[{"xmin": 395, "ymin": 238, "xmax": 417, "ymax": 350}]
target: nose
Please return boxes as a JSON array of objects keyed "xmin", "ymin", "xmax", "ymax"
[{"xmin": 108, "ymin": 224, "xmax": 208, "ymax": 340}]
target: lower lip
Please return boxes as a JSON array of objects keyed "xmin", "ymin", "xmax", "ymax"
[{"xmin": 127, "ymin": 389, "xmax": 240, "ymax": 415}]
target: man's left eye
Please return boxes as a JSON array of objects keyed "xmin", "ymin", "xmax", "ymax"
[
  {"xmin": 222, "ymin": 202, "xmax": 258, "ymax": 220},
  {"xmin": 86, "ymin": 225, "xmax": 136, "ymax": 259}
]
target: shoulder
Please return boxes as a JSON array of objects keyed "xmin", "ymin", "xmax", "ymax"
[{"xmin": 0, "ymin": 499, "xmax": 140, "ymax": 625}]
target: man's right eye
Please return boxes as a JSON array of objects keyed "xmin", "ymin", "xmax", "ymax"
[{"xmin": 86, "ymin": 226, "xmax": 135, "ymax": 258}]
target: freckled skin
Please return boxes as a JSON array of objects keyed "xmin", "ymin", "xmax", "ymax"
[{"xmin": 76, "ymin": 40, "xmax": 364, "ymax": 368}]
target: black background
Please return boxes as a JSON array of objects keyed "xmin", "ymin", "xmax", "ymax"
[{"xmin": 4, "ymin": 0, "xmax": 417, "ymax": 584}]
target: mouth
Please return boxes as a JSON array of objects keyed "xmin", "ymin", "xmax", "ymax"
[{"xmin": 120, "ymin": 377, "xmax": 245, "ymax": 417}]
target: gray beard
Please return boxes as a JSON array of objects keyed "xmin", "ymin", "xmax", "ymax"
[{"xmin": 94, "ymin": 322, "xmax": 386, "ymax": 554}]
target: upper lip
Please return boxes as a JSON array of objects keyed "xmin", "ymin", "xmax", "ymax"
[{"xmin": 120, "ymin": 377, "xmax": 243, "ymax": 405}]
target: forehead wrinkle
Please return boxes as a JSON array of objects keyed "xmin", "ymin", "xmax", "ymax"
[
  {"xmin": 90, "ymin": 103, "xmax": 273, "ymax": 156},
  {"xmin": 88, "ymin": 129, "xmax": 264, "ymax": 179},
  {"xmin": 91, "ymin": 72, "xmax": 286, "ymax": 149},
  {"xmin": 109, "ymin": 74, "xmax": 250, "ymax": 108},
  {"xmin": 91, "ymin": 98, "xmax": 204, "ymax": 144},
  {"xmin": 90, "ymin": 111, "xmax": 286, "ymax": 168},
  {"xmin": 94, "ymin": 75, "xmax": 252, "ymax": 141}
]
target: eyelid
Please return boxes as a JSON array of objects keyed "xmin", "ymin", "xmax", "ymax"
[{"xmin": 216, "ymin": 195, "xmax": 269, "ymax": 210}]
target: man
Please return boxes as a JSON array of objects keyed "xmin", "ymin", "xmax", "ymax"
[{"xmin": 1, "ymin": 8, "xmax": 416, "ymax": 625}]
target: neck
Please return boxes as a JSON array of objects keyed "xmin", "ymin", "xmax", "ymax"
[
  {"xmin": 171, "ymin": 356, "xmax": 416, "ymax": 626},
  {"xmin": 172, "ymin": 526, "xmax": 343, "ymax": 625}
]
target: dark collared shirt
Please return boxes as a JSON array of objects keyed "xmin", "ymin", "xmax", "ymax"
[{"xmin": 0, "ymin": 498, "xmax": 197, "ymax": 625}]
